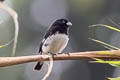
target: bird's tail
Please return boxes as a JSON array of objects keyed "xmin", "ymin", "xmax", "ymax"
[{"xmin": 34, "ymin": 62, "xmax": 44, "ymax": 70}]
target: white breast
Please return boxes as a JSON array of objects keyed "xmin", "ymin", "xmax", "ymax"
[{"xmin": 42, "ymin": 34, "xmax": 69, "ymax": 54}]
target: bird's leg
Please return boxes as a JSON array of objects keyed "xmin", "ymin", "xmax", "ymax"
[
  {"xmin": 48, "ymin": 52, "xmax": 57, "ymax": 59},
  {"xmin": 64, "ymin": 52, "xmax": 70, "ymax": 56},
  {"xmin": 58, "ymin": 52, "xmax": 70, "ymax": 56}
]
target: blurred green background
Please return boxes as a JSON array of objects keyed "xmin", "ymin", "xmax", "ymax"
[{"xmin": 0, "ymin": 0, "xmax": 120, "ymax": 80}]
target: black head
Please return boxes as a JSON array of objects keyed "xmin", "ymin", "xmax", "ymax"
[
  {"xmin": 44, "ymin": 19, "xmax": 72, "ymax": 39},
  {"xmin": 51, "ymin": 19, "xmax": 72, "ymax": 34},
  {"xmin": 53, "ymin": 19, "xmax": 72, "ymax": 28}
]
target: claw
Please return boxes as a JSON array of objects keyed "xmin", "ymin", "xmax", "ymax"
[{"xmin": 64, "ymin": 52, "xmax": 70, "ymax": 56}]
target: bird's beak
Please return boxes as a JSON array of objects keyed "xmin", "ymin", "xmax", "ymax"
[{"xmin": 66, "ymin": 22, "xmax": 72, "ymax": 26}]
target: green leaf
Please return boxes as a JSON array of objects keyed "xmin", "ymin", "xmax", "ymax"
[
  {"xmin": 95, "ymin": 51, "xmax": 113, "ymax": 55},
  {"xmin": 89, "ymin": 24, "xmax": 120, "ymax": 32},
  {"xmin": 93, "ymin": 58, "xmax": 120, "ymax": 67},
  {"xmin": 0, "ymin": 46, "xmax": 3, "ymax": 48},
  {"xmin": 89, "ymin": 24, "xmax": 120, "ymax": 50},
  {"xmin": 108, "ymin": 77, "xmax": 120, "ymax": 80},
  {"xmin": 89, "ymin": 38, "xmax": 119, "ymax": 50}
]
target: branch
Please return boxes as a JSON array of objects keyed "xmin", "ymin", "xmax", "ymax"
[
  {"xmin": 0, "ymin": 1, "xmax": 19, "ymax": 56},
  {"xmin": 42, "ymin": 56, "xmax": 53, "ymax": 80},
  {"xmin": 0, "ymin": 50, "xmax": 120, "ymax": 67}
]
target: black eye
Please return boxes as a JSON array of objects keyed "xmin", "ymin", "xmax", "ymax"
[{"xmin": 62, "ymin": 20, "xmax": 66, "ymax": 24}]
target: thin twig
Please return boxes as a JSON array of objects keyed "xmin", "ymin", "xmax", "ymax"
[
  {"xmin": 0, "ymin": 2, "xmax": 19, "ymax": 56},
  {"xmin": 0, "ymin": 50, "xmax": 120, "ymax": 67},
  {"xmin": 42, "ymin": 56, "xmax": 53, "ymax": 80}
]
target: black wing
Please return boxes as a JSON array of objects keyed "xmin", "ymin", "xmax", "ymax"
[
  {"xmin": 44, "ymin": 25, "xmax": 57, "ymax": 39},
  {"xmin": 38, "ymin": 25, "xmax": 56, "ymax": 54},
  {"xmin": 38, "ymin": 26, "xmax": 54, "ymax": 53},
  {"xmin": 38, "ymin": 41, "xmax": 43, "ymax": 54}
]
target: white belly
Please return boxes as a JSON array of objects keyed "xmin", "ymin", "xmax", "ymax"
[{"xmin": 42, "ymin": 34, "xmax": 69, "ymax": 54}]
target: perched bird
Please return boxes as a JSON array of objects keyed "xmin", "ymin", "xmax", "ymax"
[{"xmin": 34, "ymin": 19, "xmax": 72, "ymax": 70}]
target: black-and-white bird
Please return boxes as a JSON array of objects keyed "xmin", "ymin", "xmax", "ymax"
[{"xmin": 34, "ymin": 19, "xmax": 72, "ymax": 70}]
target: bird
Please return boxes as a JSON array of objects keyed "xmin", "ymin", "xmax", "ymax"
[{"xmin": 34, "ymin": 19, "xmax": 72, "ymax": 70}]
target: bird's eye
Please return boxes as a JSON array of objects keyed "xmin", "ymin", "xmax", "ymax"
[{"xmin": 62, "ymin": 20, "xmax": 66, "ymax": 24}]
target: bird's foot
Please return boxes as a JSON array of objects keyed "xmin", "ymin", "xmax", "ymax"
[
  {"xmin": 48, "ymin": 52, "xmax": 57, "ymax": 59},
  {"xmin": 64, "ymin": 52, "xmax": 70, "ymax": 56}
]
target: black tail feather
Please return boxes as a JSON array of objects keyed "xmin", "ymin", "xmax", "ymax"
[{"xmin": 34, "ymin": 62, "xmax": 43, "ymax": 70}]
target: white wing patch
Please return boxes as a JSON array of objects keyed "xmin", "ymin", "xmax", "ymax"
[{"xmin": 42, "ymin": 34, "xmax": 69, "ymax": 54}]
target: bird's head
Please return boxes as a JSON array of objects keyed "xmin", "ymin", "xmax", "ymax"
[{"xmin": 53, "ymin": 19, "xmax": 72, "ymax": 28}]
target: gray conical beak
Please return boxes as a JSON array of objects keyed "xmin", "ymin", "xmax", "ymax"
[{"xmin": 66, "ymin": 22, "xmax": 72, "ymax": 26}]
